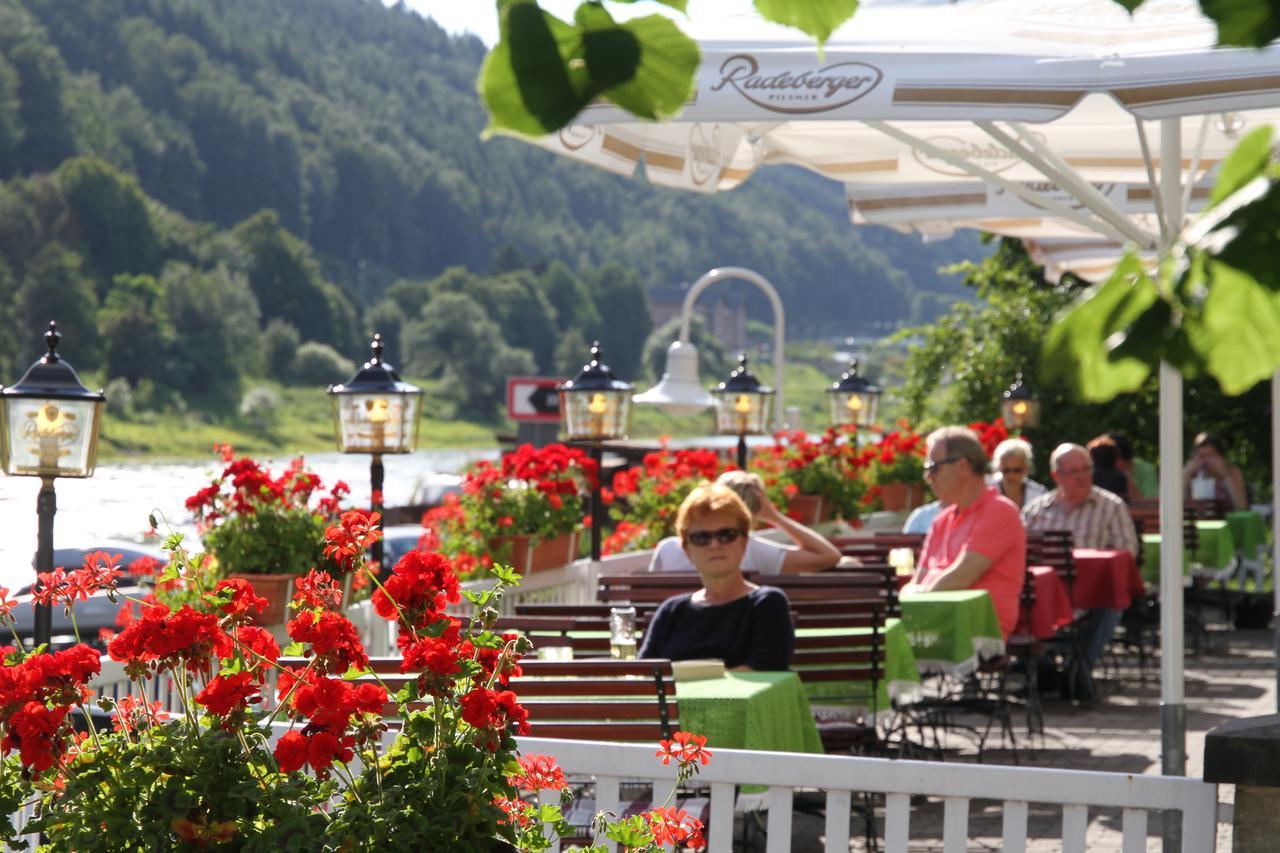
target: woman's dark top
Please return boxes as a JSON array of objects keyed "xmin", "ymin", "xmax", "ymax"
[
  {"xmin": 637, "ymin": 586, "xmax": 794, "ymax": 670},
  {"xmin": 1092, "ymin": 467, "xmax": 1130, "ymax": 502}
]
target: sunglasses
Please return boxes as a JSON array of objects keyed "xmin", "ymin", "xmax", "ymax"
[
  {"xmin": 923, "ymin": 455, "xmax": 963, "ymax": 476},
  {"xmin": 686, "ymin": 528, "xmax": 744, "ymax": 548}
]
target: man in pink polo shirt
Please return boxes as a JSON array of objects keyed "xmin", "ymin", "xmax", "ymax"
[{"xmin": 904, "ymin": 425, "xmax": 1027, "ymax": 639}]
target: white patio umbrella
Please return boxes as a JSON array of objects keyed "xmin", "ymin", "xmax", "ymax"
[{"xmin": 517, "ymin": 0, "xmax": 1280, "ymax": 807}]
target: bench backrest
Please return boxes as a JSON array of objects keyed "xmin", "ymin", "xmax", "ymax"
[{"xmin": 1027, "ymin": 529, "xmax": 1075, "ymax": 598}]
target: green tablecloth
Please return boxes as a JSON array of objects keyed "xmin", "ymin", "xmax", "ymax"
[
  {"xmin": 1228, "ymin": 510, "xmax": 1268, "ymax": 558},
  {"xmin": 796, "ymin": 619, "xmax": 922, "ymax": 716},
  {"xmin": 899, "ymin": 590, "xmax": 1004, "ymax": 676},
  {"xmin": 676, "ymin": 671, "xmax": 823, "ymax": 755},
  {"xmin": 1141, "ymin": 519, "xmax": 1240, "ymax": 582}
]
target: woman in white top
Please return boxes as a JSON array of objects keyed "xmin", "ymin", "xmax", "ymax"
[
  {"xmin": 991, "ymin": 437, "xmax": 1047, "ymax": 510},
  {"xmin": 649, "ymin": 471, "xmax": 842, "ymax": 574}
]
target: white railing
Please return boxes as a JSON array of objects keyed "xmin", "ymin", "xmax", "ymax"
[
  {"xmin": 516, "ymin": 738, "xmax": 1221, "ymax": 853},
  {"xmin": 8, "ymin": 726, "xmax": 1220, "ymax": 851}
]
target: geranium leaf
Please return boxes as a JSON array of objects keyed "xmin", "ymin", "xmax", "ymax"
[
  {"xmin": 599, "ymin": 15, "xmax": 700, "ymax": 120},
  {"xmin": 1184, "ymin": 260, "xmax": 1280, "ymax": 394},
  {"xmin": 342, "ymin": 665, "xmax": 368, "ymax": 681},
  {"xmin": 1199, "ymin": 0, "xmax": 1280, "ymax": 47},
  {"xmin": 1110, "ymin": 0, "xmax": 1144, "ymax": 11},
  {"xmin": 480, "ymin": 1, "xmax": 588, "ymax": 136},
  {"xmin": 608, "ymin": 0, "xmax": 688, "ymax": 11},
  {"xmin": 1210, "ymin": 125, "xmax": 1273, "ymax": 208},
  {"xmin": 1042, "ymin": 252, "xmax": 1158, "ymax": 401},
  {"xmin": 282, "ymin": 641, "xmax": 304, "ymax": 656},
  {"xmin": 754, "ymin": 0, "xmax": 859, "ymax": 44}
]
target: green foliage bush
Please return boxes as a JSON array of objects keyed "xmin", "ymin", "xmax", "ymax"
[{"xmin": 291, "ymin": 340, "xmax": 354, "ymax": 387}]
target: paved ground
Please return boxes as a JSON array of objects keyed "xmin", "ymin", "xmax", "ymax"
[{"xmin": 774, "ymin": 623, "xmax": 1275, "ymax": 851}]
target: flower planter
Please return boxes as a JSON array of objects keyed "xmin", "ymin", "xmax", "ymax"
[
  {"xmin": 486, "ymin": 532, "xmax": 579, "ymax": 574},
  {"xmin": 878, "ymin": 482, "xmax": 928, "ymax": 512},
  {"xmin": 785, "ymin": 493, "xmax": 828, "ymax": 525},
  {"xmin": 226, "ymin": 572, "xmax": 296, "ymax": 625}
]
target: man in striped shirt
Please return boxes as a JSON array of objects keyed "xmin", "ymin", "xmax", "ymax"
[{"xmin": 1023, "ymin": 443, "xmax": 1139, "ymax": 691}]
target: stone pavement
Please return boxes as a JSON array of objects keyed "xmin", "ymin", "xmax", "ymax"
[{"xmin": 778, "ymin": 626, "xmax": 1276, "ymax": 851}]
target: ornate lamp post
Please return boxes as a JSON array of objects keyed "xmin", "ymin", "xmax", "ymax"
[
  {"xmin": 559, "ymin": 342, "xmax": 633, "ymax": 562},
  {"xmin": 0, "ymin": 322, "xmax": 105, "ymax": 649},
  {"xmin": 827, "ymin": 359, "xmax": 882, "ymax": 430},
  {"xmin": 712, "ymin": 354, "xmax": 773, "ymax": 470},
  {"xmin": 1001, "ymin": 372, "xmax": 1042, "ymax": 432},
  {"xmin": 327, "ymin": 334, "xmax": 422, "ymax": 571}
]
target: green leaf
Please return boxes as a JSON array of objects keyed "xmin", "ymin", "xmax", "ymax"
[
  {"xmin": 480, "ymin": 1, "xmax": 590, "ymax": 136},
  {"xmin": 609, "ymin": 0, "xmax": 688, "ymax": 10},
  {"xmin": 281, "ymin": 641, "xmax": 305, "ymax": 657},
  {"xmin": 1199, "ymin": 0, "xmax": 1280, "ymax": 47},
  {"xmin": 1042, "ymin": 252, "xmax": 1159, "ymax": 401},
  {"xmin": 754, "ymin": 0, "xmax": 859, "ymax": 44},
  {"xmin": 598, "ymin": 15, "xmax": 699, "ymax": 120},
  {"xmin": 1184, "ymin": 260, "xmax": 1280, "ymax": 394},
  {"xmin": 491, "ymin": 563, "xmax": 520, "ymax": 587},
  {"xmin": 1210, "ymin": 125, "xmax": 1273, "ymax": 207},
  {"xmin": 342, "ymin": 665, "xmax": 368, "ymax": 681},
  {"xmin": 536, "ymin": 804, "xmax": 564, "ymax": 821},
  {"xmin": 1109, "ymin": 0, "xmax": 1144, "ymax": 10}
]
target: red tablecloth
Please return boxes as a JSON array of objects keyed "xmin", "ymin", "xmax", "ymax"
[
  {"xmin": 1069, "ymin": 548, "xmax": 1146, "ymax": 611},
  {"xmin": 1016, "ymin": 566, "xmax": 1075, "ymax": 640}
]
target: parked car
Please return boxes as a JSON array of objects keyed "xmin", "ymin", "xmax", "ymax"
[{"xmin": 12, "ymin": 541, "xmax": 168, "ymax": 650}]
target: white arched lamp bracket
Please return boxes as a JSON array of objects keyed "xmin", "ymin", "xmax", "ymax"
[{"xmin": 674, "ymin": 266, "xmax": 786, "ymax": 427}]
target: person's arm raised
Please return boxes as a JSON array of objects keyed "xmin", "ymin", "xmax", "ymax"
[{"xmin": 754, "ymin": 491, "xmax": 842, "ymax": 573}]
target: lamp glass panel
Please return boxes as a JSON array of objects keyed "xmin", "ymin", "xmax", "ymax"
[
  {"xmin": 1000, "ymin": 397, "xmax": 1040, "ymax": 429},
  {"xmin": 713, "ymin": 390, "xmax": 771, "ymax": 436},
  {"xmin": 1, "ymin": 396, "xmax": 102, "ymax": 477},
  {"xmin": 332, "ymin": 392, "xmax": 420, "ymax": 453},
  {"xmin": 561, "ymin": 388, "xmax": 630, "ymax": 441},
  {"xmin": 829, "ymin": 391, "xmax": 880, "ymax": 429}
]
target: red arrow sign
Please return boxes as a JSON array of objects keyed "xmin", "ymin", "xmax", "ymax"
[{"xmin": 506, "ymin": 376, "xmax": 565, "ymax": 423}]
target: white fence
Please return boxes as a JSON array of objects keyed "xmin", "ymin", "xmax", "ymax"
[{"xmin": 518, "ymin": 737, "xmax": 1221, "ymax": 853}]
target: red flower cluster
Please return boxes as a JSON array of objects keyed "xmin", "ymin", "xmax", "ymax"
[
  {"xmin": 184, "ymin": 448, "xmax": 348, "ymax": 528},
  {"xmin": 371, "ymin": 550, "xmax": 461, "ymax": 630},
  {"xmin": 107, "ymin": 603, "xmax": 233, "ymax": 677},
  {"xmin": 274, "ymin": 674, "xmax": 387, "ymax": 778},
  {"xmin": 195, "ymin": 672, "xmax": 260, "ymax": 718},
  {"xmin": 656, "ymin": 731, "xmax": 713, "ymax": 768},
  {"xmin": 31, "ymin": 551, "xmax": 125, "ymax": 610},
  {"xmin": 286, "ymin": 610, "xmax": 368, "ymax": 676},
  {"xmin": 872, "ymin": 425, "xmax": 928, "ymax": 485},
  {"xmin": 607, "ymin": 447, "xmax": 730, "ymax": 550},
  {"xmin": 506, "ymin": 753, "xmax": 567, "ymax": 792},
  {"xmin": 212, "ymin": 578, "xmax": 268, "ymax": 621},
  {"xmin": 602, "ymin": 520, "xmax": 649, "ymax": 557},
  {"xmin": 645, "ymin": 806, "xmax": 706, "ymax": 849},
  {"xmin": 110, "ymin": 695, "xmax": 170, "ymax": 735},
  {"xmin": 323, "ymin": 509, "xmax": 383, "ymax": 573},
  {"xmin": 0, "ymin": 645, "xmax": 101, "ymax": 771},
  {"xmin": 292, "ymin": 568, "xmax": 344, "ymax": 611},
  {"xmin": 610, "ymin": 447, "xmax": 724, "ymax": 500},
  {"xmin": 969, "ymin": 418, "xmax": 1010, "ymax": 457},
  {"xmin": 458, "ymin": 686, "xmax": 529, "ymax": 749}
]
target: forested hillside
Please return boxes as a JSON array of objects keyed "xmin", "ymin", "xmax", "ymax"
[{"xmin": 0, "ymin": 0, "xmax": 978, "ymax": 423}]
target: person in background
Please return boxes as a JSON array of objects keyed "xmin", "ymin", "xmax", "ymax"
[
  {"xmin": 903, "ymin": 426, "xmax": 1026, "ymax": 640},
  {"xmin": 903, "ymin": 500, "xmax": 944, "ymax": 534},
  {"xmin": 1087, "ymin": 435, "xmax": 1130, "ymax": 503},
  {"xmin": 649, "ymin": 470, "xmax": 842, "ymax": 574},
  {"xmin": 1024, "ymin": 444, "xmax": 1140, "ymax": 683},
  {"xmin": 1183, "ymin": 431, "xmax": 1248, "ymax": 511},
  {"xmin": 1107, "ymin": 432, "xmax": 1156, "ymax": 499},
  {"xmin": 991, "ymin": 437, "xmax": 1047, "ymax": 510},
  {"xmin": 638, "ymin": 483, "xmax": 794, "ymax": 670}
]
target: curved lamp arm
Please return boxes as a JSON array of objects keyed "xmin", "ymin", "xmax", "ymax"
[{"xmin": 678, "ymin": 266, "xmax": 786, "ymax": 427}]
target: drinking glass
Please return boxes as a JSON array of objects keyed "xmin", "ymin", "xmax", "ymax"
[{"xmin": 609, "ymin": 606, "xmax": 637, "ymax": 659}]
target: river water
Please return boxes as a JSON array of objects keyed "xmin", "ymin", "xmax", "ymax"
[{"xmin": 0, "ymin": 449, "xmax": 497, "ymax": 593}]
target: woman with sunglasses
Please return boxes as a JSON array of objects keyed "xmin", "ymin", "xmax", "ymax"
[
  {"xmin": 648, "ymin": 470, "xmax": 842, "ymax": 574},
  {"xmin": 991, "ymin": 437, "xmax": 1046, "ymax": 510},
  {"xmin": 638, "ymin": 483, "xmax": 795, "ymax": 671}
]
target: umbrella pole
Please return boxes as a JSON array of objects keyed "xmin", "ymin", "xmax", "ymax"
[
  {"xmin": 1158, "ymin": 119, "xmax": 1186, "ymax": 853},
  {"xmin": 1272, "ymin": 370, "xmax": 1280, "ymax": 712}
]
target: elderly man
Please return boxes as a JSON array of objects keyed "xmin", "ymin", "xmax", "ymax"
[
  {"xmin": 904, "ymin": 426, "xmax": 1026, "ymax": 640},
  {"xmin": 1023, "ymin": 443, "xmax": 1140, "ymax": 689}
]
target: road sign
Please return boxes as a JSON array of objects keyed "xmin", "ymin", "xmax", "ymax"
[{"xmin": 507, "ymin": 376, "xmax": 565, "ymax": 423}]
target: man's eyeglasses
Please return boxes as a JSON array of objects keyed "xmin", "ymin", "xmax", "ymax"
[
  {"xmin": 1000, "ymin": 467, "xmax": 1026, "ymax": 475},
  {"xmin": 923, "ymin": 455, "xmax": 963, "ymax": 476},
  {"xmin": 1058, "ymin": 465, "xmax": 1093, "ymax": 477},
  {"xmin": 685, "ymin": 528, "xmax": 744, "ymax": 548}
]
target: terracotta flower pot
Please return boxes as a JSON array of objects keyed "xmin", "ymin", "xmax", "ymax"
[
  {"xmin": 486, "ymin": 532, "xmax": 579, "ymax": 574},
  {"xmin": 225, "ymin": 572, "xmax": 296, "ymax": 625},
  {"xmin": 785, "ymin": 493, "xmax": 826, "ymax": 525},
  {"xmin": 879, "ymin": 482, "xmax": 928, "ymax": 512}
]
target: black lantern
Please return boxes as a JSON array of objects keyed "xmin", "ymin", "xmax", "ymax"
[
  {"xmin": 1, "ymin": 322, "xmax": 105, "ymax": 648},
  {"xmin": 327, "ymin": 334, "xmax": 422, "ymax": 571},
  {"xmin": 1000, "ymin": 372, "xmax": 1041, "ymax": 431},
  {"xmin": 711, "ymin": 354, "xmax": 774, "ymax": 470},
  {"xmin": 827, "ymin": 359, "xmax": 882, "ymax": 429},
  {"xmin": 559, "ymin": 342, "xmax": 633, "ymax": 561}
]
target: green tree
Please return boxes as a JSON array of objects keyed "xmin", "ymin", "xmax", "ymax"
[
  {"xmin": 161, "ymin": 263, "xmax": 261, "ymax": 409},
  {"xmin": 98, "ymin": 272, "xmax": 170, "ymax": 384},
  {"xmin": 18, "ymin": 242, "xmax": 99, "ymax": 363},
  {"xmin": 585, "ymin": 262, "xmax": 652, "ymax": 380},
  {"xmin": 538, "ymin": 261, "xmax": 601, "ymax": 338},
  {"xmin": 7, "ymin": 35, "xmax": 74, "ymax": 172},
  {"xmin": 57, "ymin": 157, "xmax": 162, "ymax": 285},
  {"xmin": 402, "ymin": 291, "xmax": 535, "ymax": 419},
  {"xmin": 0, "ymin": 54, "xmax": 23, "ymax": 177}
]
